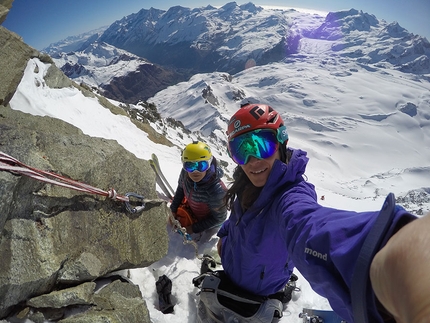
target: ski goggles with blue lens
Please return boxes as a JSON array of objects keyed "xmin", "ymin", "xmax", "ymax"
[
  {"xmin": 228, "ymin": 129, "xmax": 279, "ymax": 165},
  {"xmin": 183, "ymin": 160, "xmax": 211, "ymax": 173}
]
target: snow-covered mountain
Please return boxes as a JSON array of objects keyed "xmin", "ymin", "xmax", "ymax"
[
  {"xmin": 35, "ymin": 2, "xmax": 430, "ymax": 212},
  {"xmin": 43, "ymin": 26, "xmax": 109, "ymax": 55},
  {"xmin": 39, "ymin": 2, "xmax": 430, "ymax": 213},
  {"xmin": 52, "ymin": 41, "xmax": 147, "ymax": 88},
  {"xmin": 44, "ymin": 3, "xmax": 430, "ymax": 105},
  {"xmin": 49, "ymin": 40, "xmax": 185, "ymax": 103},
  {"xmin": 97, "ymin": 4, "xmax": 430, "ymax": 74}
]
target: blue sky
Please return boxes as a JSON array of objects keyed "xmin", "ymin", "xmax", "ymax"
[{"xmin": 3, "ymin": 0, "xmax": 430, "ymax": 50}]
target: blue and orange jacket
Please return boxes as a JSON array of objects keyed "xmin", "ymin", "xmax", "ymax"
[
  {"xmin": 171, "ymin": 157, "xmax": 227, "ymax": 233},
  {"xmin": 217, "ymin": 148, "xmax": 416, "ymax": 323}
]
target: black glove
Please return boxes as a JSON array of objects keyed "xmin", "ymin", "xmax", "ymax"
[
  {"xmin": 281, "ymin": 273, "xmax": 299, "ymax": 304},
  {"xmin": 200, "ymin": 254, "xmax": 217, "ymax": 274},
  {"xmin": 156, "ymin": 275, "xmax": 174, "ymax": 314}
]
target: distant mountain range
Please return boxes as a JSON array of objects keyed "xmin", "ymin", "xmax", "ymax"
[{"xmin": 43, "ymin": 2, "xmax": 430, "ymax": 104}]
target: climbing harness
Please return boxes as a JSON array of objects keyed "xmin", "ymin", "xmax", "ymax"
[
  {"xmin": 192, "ymin": 270, "xmax": 301, "ymax": 323},
  {"xmin": 0, "ymin": 151, "xmax": 150, "ymax": 213}
]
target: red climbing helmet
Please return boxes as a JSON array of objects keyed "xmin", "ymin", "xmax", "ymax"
[
  {"xmin": 226, "ymin": 103, "xmax": 289, "ymax": 165},
  {"xmin": 226, "ymin": 103, "xmax": 285, "ymax": 140}
]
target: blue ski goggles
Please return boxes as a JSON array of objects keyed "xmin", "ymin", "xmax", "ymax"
[
  {"xmin": 183, "ymin": 160, "xmax": 211, "ymax": 173},
  {"xmin": 228, "ymin": 129, "xmax": 279, "ymax": 165}
]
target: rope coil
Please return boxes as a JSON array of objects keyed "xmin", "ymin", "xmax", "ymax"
[{"xmin": 107, "ymin": 188, "xmax": 118, "ymax": 200}]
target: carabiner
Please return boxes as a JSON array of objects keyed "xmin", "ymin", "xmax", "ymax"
[{"xmin": 125, "ymin": 192, "xmax": 146, "ymax": 213}]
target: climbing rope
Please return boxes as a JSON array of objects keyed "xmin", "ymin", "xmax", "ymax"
[
  {"xmin": 2, "ymin": 151, "xmax": 222, "ymax": 270},
  {"xmin": 167, "ymin": 210, "xmax": 199, "ymax": 254},
  {"xmin": 0, "ymin": 151, "xmax": 148, "ymax": 213}
]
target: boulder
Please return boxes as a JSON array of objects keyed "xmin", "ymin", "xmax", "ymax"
[
  {"xmin": 23, "ymin": 278, "xmax": 150, "ymax": 323},
  {"xmin": 0, "ymin": 104, "xmax": 169, "ymax": 319}
]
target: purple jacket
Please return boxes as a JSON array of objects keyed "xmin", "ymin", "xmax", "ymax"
[{"xmin": 218, "ymin": 148, "xmax": 416, "ymax": 323}]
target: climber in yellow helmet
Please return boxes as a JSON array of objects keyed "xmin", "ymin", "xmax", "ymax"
[{"xmin": 170, "ymin": 141, "xmax": 227, "ymax": 235}]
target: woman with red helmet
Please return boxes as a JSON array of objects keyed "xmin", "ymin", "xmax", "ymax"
[{"xmin": 204, "ymin": 103, "xmax": 425, "ymax": 323}]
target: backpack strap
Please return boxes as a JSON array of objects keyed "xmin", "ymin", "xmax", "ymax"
[
  {"xmin": 217, "ymin": 289, "xmax": 263, "ymax": 305},
  {"xmin": 351, "ymin": 193, "xmax": 396, "ymax": 323},
  {"xmin": 196, "ymin": 271, "xmax": 284, "ymax": 321}
]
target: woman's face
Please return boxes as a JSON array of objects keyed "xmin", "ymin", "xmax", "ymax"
[
  {"xmin": 187, "ymin": 170, "xmax": 207, "ymax": 183},
  {"xmin": 240, "ymin": 149, "xmax": 280, "ymax": 187}
]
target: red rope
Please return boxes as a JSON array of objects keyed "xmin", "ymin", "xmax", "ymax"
[{"xmin": 0, "ymin": 151, "xmax": 129, "ymax": 202}]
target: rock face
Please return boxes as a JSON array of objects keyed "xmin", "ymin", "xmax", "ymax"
[
  {"xmin": 0, "ymin": 0, "xmax": 13, "ymax": 24},
  {"xmin": 0, "ymin": 3, "xmax": 169, "ymax": 321},
  {"xmin": 0, "ymin": 26, "xmax": 42, "ymax": 106},
  {"xmin": 24, "ymin": 278, "xmax": 151, "ymax": 323}
]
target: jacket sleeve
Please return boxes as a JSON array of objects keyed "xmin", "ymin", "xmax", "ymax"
[
  {"xmin": 277, "ymin": 185, "xmax": 417, "ymax": 323},
  {"xmin": 170, "ymin": 171, "xmax": 185, "ymax": 213},
  {"xmin": 192, "ymin": 179, "xmax": 228, "ymax": 233}
]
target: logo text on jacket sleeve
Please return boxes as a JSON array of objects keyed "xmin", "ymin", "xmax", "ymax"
[{"xmin": 304, "ymin": 247, "xmax": 327, "ymax": 261}]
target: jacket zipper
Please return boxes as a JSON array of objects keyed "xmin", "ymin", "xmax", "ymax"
[{"xmin": 257, "ymin": 266, "xmax": 266, "ymax": 291}]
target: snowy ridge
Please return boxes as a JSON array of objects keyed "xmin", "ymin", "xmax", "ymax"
[
  {"xmin": 99, "ymin": 4, "xmax": 430, "ymax": 70},
  {"xmin": 43, "ymin": 26, "xmax": 109, "ymax": 55},
  {"xmin": 43, "ymin": 3, "xmax": 430, "ymax": 107},
  {"xmin": 44, "ymin": 3, "xmax": 430, "ymax": 93},
  {"xmin": 46, "ymin": 3, "xmax": 430, "ymax": 75},
  {"xmin": 51, "ymin": 41, "xmax": 150, "ymax": 88}
]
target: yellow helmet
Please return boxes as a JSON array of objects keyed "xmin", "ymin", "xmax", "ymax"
[{"xmin": 182, "ymin": 141, "xmax": 212, "ymax": 162}]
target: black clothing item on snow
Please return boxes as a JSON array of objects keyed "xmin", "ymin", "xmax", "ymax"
[
  {"xmin": 170, "ymin": 157, "xmax": 227, "ymax": 233},
  {"xmin": 156, "ymin": 275, "xmax": 174, "ymax": 314}
]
